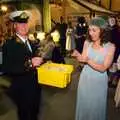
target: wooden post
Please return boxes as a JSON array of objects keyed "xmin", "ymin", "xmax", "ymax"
[{"xmin": 43, "ymin": 0, "xmax": 51, "ymax": 32}]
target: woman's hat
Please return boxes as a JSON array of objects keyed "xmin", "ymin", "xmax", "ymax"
[
  {"xmin": 9, "ymin": 10, "xmax": 31, "ymax": 23},
  {"xmin": 89, "ymin": 17, "xmax": 108, "ymax": 29}
]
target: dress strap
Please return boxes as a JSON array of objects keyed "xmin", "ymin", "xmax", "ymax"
[{"xmin": 103, "ymin": 42, "xmax": 111, "ymax": 55}]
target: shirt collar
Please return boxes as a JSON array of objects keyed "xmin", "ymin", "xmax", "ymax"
[{"xmin": 16, "ymin": 33, "xmax": 28, "ymax": 43}]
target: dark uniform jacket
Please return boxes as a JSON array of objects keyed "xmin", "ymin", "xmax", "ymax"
[{"xmin": 2, "ymin": 36, "xmax": 33, "ymax": 75}]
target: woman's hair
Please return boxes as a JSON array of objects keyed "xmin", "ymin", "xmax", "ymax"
[
  {"xmin": 87, "ymin": 17, "xmax": 111, "ymax": 46},
  {"xmin": 87, "ymin": 28, "xmax": 111, "ymax": 46}
]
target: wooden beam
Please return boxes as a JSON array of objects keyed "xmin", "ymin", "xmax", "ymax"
[{"xmin": 109, "ymin": 0, "xmax": 112, "ymax": 10}]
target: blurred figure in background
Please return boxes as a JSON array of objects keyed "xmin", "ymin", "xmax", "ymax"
[
  {"xmin": 114, "ymin": 54, "xmax": 120, "ymax": 108},
  {"xmin": 58, "ymin": 16, "xmax": 67, "ymax": 56},
  {"xmin": 51, "ymin": 23, "xmax": 65, "ymax": 63},
  {"xmin": 51, "ymin": 23, "xmax": 60, "ymax": 43},
  {"xmin": 65, "ymin": 21, "xmax": 76, "ymax": 56},
  {"xmin": 74, "ymin": 16, "xmax": 88, "ymax": 54},
  {"xmin": 108, "ymin": 16, "xmax": 120, "ymax": 64},
  {"xmin": 29, "ymin": 32, "xmax": 41, "ymax": 55},
  {"xmin": 108, "ymin": 16, "xmax": 120, "ymax": 87},
  {"xmin": 34, "ymin": 22, "xmax": 65, "ymax": 64},
  {"xmin": 0, "ymin": 25, "xmax": 4, "ymax": 75},
  {"xmin": 35, "ymin": 33, "xmax": 55, "ymax": 61},
  {"xmin": 36, "ymin": 26, "xmax": 45, "ymax": 42}
]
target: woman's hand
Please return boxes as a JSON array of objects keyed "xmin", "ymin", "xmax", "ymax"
[
  {"xmin": 71, "ymin": 49, "xmax": 88, "ymax": 63},
  {"xmin": 76, "ymin": 56, "xmax": 88, "ymax": 63},
  {"xmin": 71, "ymin": 49, "xmax": 81, "ymax": 58},
  {"xmin": 32, "ymin": 57, "xmax": 43, "ymax": 67}
]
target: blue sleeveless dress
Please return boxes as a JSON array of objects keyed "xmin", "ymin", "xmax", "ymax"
[{"xmin": 75, "ymin": 42, "xmax": 109, "ymax": 120}]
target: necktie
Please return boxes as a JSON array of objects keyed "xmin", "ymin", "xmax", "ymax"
[
  {"xmin": 24, "ymin": 40, "xmax": 33, "ymax": 69},
  {"xmin": 25, "ymin": 40, "xmax": 32, "ymax": 52}
]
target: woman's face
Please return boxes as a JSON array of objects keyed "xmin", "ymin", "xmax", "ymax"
[
  {"xmin": 88, "ymin": 25, "xmax": 101, "ymax": 42},
  {"xmin": 15, "ymin": 23, "xmax": 29, "ymax": 36}
]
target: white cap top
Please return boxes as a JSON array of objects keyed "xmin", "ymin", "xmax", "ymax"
[{"xmin": 9, "ymin": 10, "xmax": 31, "ymax": 21}]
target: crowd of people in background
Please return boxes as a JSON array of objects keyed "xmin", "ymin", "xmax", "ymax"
[{"xmin": 0, "ymin": 9, "xmax": 120, "ymax": 120}]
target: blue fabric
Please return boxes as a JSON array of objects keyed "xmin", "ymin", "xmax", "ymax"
[{"xmin": 75, "ymin": 42, "xmax": 109, "ymax": 120}]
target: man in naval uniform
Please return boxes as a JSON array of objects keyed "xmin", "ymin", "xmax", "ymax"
[{"xmin": 2, "ymin": 10, "xmax": 43, "ymax": 120}]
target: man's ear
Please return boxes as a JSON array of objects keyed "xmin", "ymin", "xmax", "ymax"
[{"xmin": 13, "ymin": 23, "xmax": 17, "ymax": 29}]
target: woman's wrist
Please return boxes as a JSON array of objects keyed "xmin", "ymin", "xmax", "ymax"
[{"xmin": 87, "ymin": 58, "xmax": 90, "ymax": 65}]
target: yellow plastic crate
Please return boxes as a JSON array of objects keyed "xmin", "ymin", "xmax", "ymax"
[{"xmin": 37, "ymin": 62, "xmax": 74, "ymax": 88}]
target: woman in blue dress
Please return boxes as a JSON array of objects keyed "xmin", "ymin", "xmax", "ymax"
[{"xmin": 72, "ymin": 17, "xmax": 116, "ymax": 120}]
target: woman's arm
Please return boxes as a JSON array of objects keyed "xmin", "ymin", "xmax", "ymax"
[
  {"xmin": 87, "ymin": 43, "xmax": 116, "ymax": 72},
  {"xmin": 71, "ymin": 40, "xmax": 89, "ymax": 63}
]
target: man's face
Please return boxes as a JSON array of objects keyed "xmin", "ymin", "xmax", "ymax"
[{"xmin": 15, "ymin": 22, "xmax": 29, "ymax": 36}]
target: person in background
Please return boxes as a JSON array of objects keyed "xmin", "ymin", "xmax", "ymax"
[
  {"xmin": 35, "ymin": 33, "xmax": 55, "ymax": 62},
  {"xmin": 35, "ymin": 26, "xmax": 45, "ymax": 42},
  {"xmin": 0, "ymin": 25, "xmax": 4, "ymax": 75},
  {"xmin": 35, "ymin": 27, "xmax": 65, "ymax": 64},
  {"xmin": 50, "ymin": 23, "xmax": 65, "ymax": 64},
  {"xmin": 74, "ymin": 16, "xmax": 88, "ymax": 54},
  {"xmin": 65, "ymin": 21, "xmax": 76, "ymax": 57},
  {"xmin": 51, "ymin": 23, "xmax": 60, "ymax": 43},
  {"xmin": 58, "ymin": 16, "xmax": 67, "ymax": 56},
  {"xmin": 72, "ymin": 17, "xmax": 115, "ymax": 120},
  {"xmin": 114, "ymin": 54, "xmax": 120, "ymax": 108},
  {"xmin": 29, "ymin": 32, "xmax": 41, "ymax": 55},
  {"xmin": 108, "ymin": 16, "xmax": 120, "ymax": 87},
  {"xmin": 2, "ymin": 10, "xmax": 43, "ymax": 120}
]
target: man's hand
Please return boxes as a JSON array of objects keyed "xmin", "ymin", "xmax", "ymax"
[
  {"xmin": 32, "ymin": 57, "xmax": 43, "ymax": 67},
  {"xmin": 71, "ymin": 49, "xmax": 81, "ymax": 58}
]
